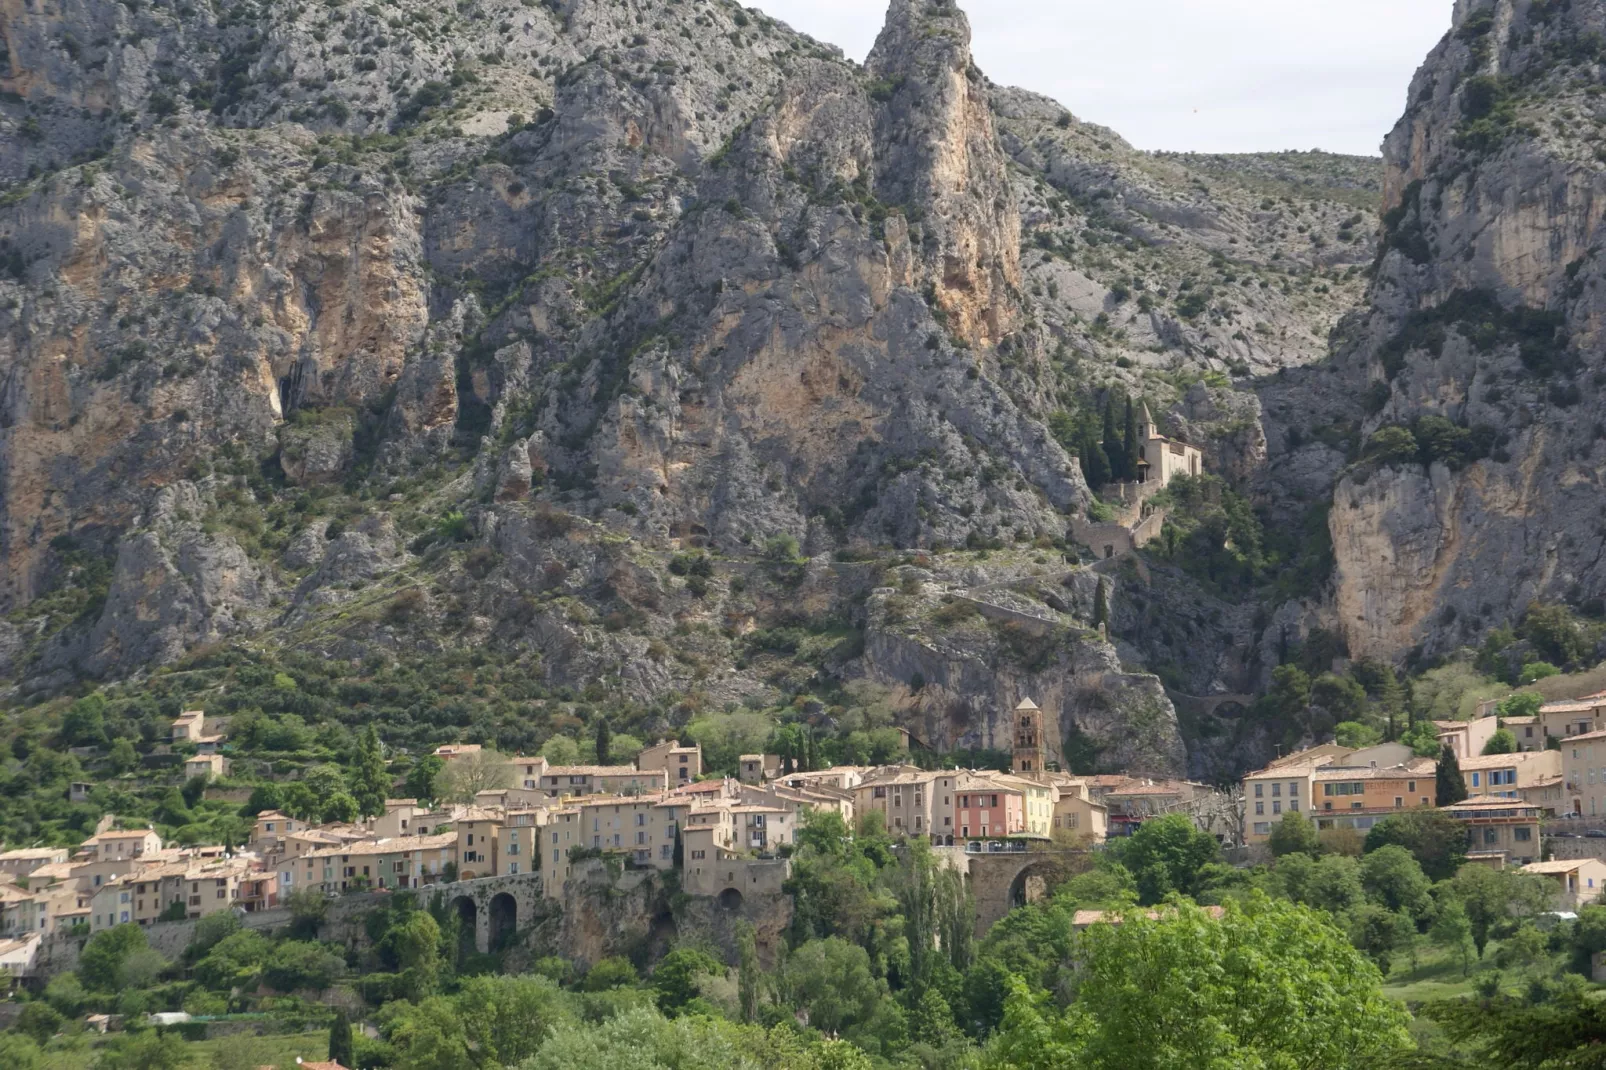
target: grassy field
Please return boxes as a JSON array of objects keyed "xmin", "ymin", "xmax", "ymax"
[{"xmin": 38, "ymin": 1030, "xmax": 328, "ymax": 1070}]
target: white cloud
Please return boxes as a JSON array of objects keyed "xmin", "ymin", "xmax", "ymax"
[{"xmin": 749, "ymin": 0, "xmax": 1452, "ymax": 156}]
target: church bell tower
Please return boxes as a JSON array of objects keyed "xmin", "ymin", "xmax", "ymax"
[{"xmin": 1012, "ymin": 698, "xmax": 1046, "ymax": 776}]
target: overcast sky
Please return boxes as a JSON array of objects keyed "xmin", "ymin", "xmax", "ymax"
[{"xmin": 750, "ymin": 0, "xmax": 1453, "ymax": 156}]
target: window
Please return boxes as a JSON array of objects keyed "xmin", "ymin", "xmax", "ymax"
[
  {"xmin": 1272, "ymin": 783, "xmax": 1281, "ymax": 798},
  {"xmin": 1394, "ymin": 797, "xmax": 1403, "ymax": 808},
  {"xmin": 1515, "ymin": 827, "xmax": 1532, "ymax": 842},
  {"xmin": 1288, "ymin": 782, "xmax": 1299, "ymax": 797},
  {"xmin": 1408, "ymin": 781, "xmax": 1416, "ymax": 792},
  {"xmin": 1484, "ymin": 828, "xmax": 1500, "ymax": 845},
  {"xmin": 874, "ymin": 787, "xmax": 886, "ymax": 799},
  {"xmin": 1289, "ymin": 800, "xmax": 1299, "ymax": 812},
  {"xmin": 1253, "ymin": 822, "xmax": 1270, "ymax": 835},
  {"xmin": 636, "ymin": 814, "xmax": 645, "ymax": 826},
  {"xmin": 1254, "ymin": 783, "xmax": 1263, "ymax": 798},
  {"xmin": 1272, "ymin": 801, "xmax": 1281, "ymax": 815},
  {"xmin": 691, "ymin": 850, "xmax": 706, "ymax": 860}
]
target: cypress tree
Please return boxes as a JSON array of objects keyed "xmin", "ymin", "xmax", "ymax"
[
  {"xmin": 1093, "ymin": 578, "xmax": 1110, "ymax": 630},
  {"xmin": 595, "ymin": 718, "xmax": 612, "ymax": 766},
  {"xmin": 1081, "ymin": 432, "xmax": 1112, "ymax": 488},
  {"xmin": 329, "ymin": 1009, "xmax": 354, "ymax": 1067},
  {"xmin": 1123, "ymin": 398, "xmax": 1142, "ymax": 482},
  {"xmin": 1436, "ymin": 744, "xmax": 1468, "ymax": 806},
  {"xmin": 350, "ymin": 725, "xmax": 390, "ymax": 820},
  {"xmin": 1102, "ymin": 397, "xmax": 1124, "ymax": 481}
]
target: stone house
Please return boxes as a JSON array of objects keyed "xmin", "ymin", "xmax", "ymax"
[{"xmin": 637, "ymin": 741, "xmax": 703, "ymax": 785}]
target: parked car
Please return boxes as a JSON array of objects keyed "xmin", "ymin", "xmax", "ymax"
[{"xmin": 1583, "ymin": 830, "xmax": 1606, "ymax": 839}]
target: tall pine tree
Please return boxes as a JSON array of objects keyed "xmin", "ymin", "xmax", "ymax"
[
  {"xmin": 1093, "ymin": 578, "xmax": 1110, "ymax": 630},
  {"xmin": 1080, "ymin": 431, "xmax": 1112, "ymax": 488},
  {"xmin": 595, "ymin": 718, "xmax": 612, "ymax": 766},
  {"xmin": 350, "ymin": 725, "xmax": 390, "ymax": 820},
  {"xmin": 1123, "ymin": 398, "xmax": 1142, "ymax": 482},
  {"xmin": 328, "ymin": 1009, "xmax": 354, "ymax": 1068},
  {"xmin": 1436, "ymin": 744, "xmax": 1468, "ymax": 806},
  {"xmin": 1102, "ymin": 397, "xmax": 1125, "ymax": 481}
]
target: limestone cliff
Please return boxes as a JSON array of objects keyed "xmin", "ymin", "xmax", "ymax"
[{"xmin": 1326, "ymin": 0, "xmax": 1606, "ymax": 660}]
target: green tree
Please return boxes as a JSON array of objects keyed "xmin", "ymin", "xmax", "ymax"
[
  {"xmin": 1359, "ymin": 844, "xmax": 1433, "ymax": 921},
  {"xmin": 1519, "ymin": 602, "xmax": 1589, "ymax": 667},
  {"xmin": 1266, "ymin": 811, "xmax": 1320, "ymax": 858},
  {"xmin": 329, "ymin": 1009, "xmax": 354, "ymax": 1068},
  {"xmin": 580, "ymin": 956, "xmax": 638, "ymax": 991},
  {"xmin": 322, "ymin": 791, "xmax": 360, "ymax": 824},
  {"xmin": 380, "ymin": 995, "xmax": 473, "ymax": 1070},
  {"xmin": 1079, "ymin": 432, "xmax": 1112, "ymax": 489},
  {"xmin": 1276, "ymin": 852, "xmax": 1363, "ymax": 915},
  {"xmin": 1092, "ymin": 578, "xmax": 1109, "ymax": 631},
  {"xmin": 1262, "ymin": 664, "xmax": 1312, "ymax": 719},
  {"xmin": 1483, "ymin": 728, "xmax": 1517, "ymax": 755},
  {"xmin": 1102, "ymin": 396, "xmax": 1124, "ymax": 482},
  {"xmin": 595, "ymin": 718, "xmax": 613, "ymax": 767},
  {"xmin": 92, "ymin": 1031, "xmax": 194, "ymax": 1070},
  {"xmin": 286, "ymin": 887, "xmax": 329, "ymax": 940},
  {"xmin": 404, "ymin": 754, "xmax": 445, "ymax": 805},
  {"xmin": 1436, "ymin": 744, "xmax": 1468, "ymax": 806},
  {"xmin": 390, "ymin": 910, "xmax": 444, "ymax": 1000},
  {"xmin": 350, "ymin": 725, "xmax": 391, "ymax": 819},
  {"xmin": 1346, "ymin": 904, "xmax": 1415, "ymax": 975},
  {"xmin": 1312, "ymin": 673, "xmax": 1367, "ymax": 719},
  {"xmin": 1421, "ymin": 990, "xmax": 1606, "ymax": 1069},
  {"xmin": 1333, "ymin": 720, "xmax": 1382, "ymax": 748},
  {"xmin": 0, "ymin": 1035, "xmax": 43, "ymax": 1070},
  {"xmin": 1364, "ymin": 808, "xmax": 1468, "ymax": 882},
  {"xmin": 14, "ymin": 1002, "xmax": 63, "ymax": 1045},
  {"xmin": 1122, "ymin": 398, "xmax": 1141, "ymax": 483},
  {"xmin": 262, "ymin": 940, "xmax": 344, "ymax": 992},
  {"xmin": 1448, "ymin": 863, "xmax": 1552, "ymax": 958},
  {"xmin": 193, "ymin": 930, "xmax": 270, "ymax": 991},
  {"xmin": 652, "ymin": 947, "xmax": 722, "ymax": 1017},
  {"xmin": 1430, "ymin": 899, "xmax": 1475, "ymax": 976},
  {"xmin": 454, "ymin": 974, "xmax": 572, "ymax": 1067},
  {"xmin": 78, "ymin": 923, "xmax": 148, "ymax": 991},
  {"xmin": 109, "ymin": 737, "xmax": 138, "ymax": 775},
  {"xmin": 784, "ymin": 937, "xmax": 883, "ymax": 1036},
  {"xmin": 990, "ymin": 895, "xmax": 1411, "ymax": 1069},
  {"xmin": 1497, "ymin": 691, "xmax": 1543, "ymax": 719},
  {"xmin": 61, "ymin": 692, "xmax": 110, "ymax": 748},
  {"xmin": 1400, "ymin": 719, "xmax": 1443, "ymax": 758},
  {"xmin": 1108, "ymin": 813, "xmax": 1218, "ymax": 904}
]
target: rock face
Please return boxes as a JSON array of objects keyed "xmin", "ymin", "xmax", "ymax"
[
  {"xmin": 0, "ymin": 0, "xmax": 1410, "ymax": 777},
  {"xmin": 1324, "ymin": 0, "xmax": 1606, "ymax": 660},
  {"xmin": 861, "ymin": 561, "xmax": 1188, "ymax": 775}
]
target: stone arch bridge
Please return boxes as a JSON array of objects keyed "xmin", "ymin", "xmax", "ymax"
[
  {"xmin": 430, "ymin": 872, "xmax": 544, "ymax": 953},
  {"xmin": 938, "ymin": 845, "xmax": 1094, "ymax": 934}
]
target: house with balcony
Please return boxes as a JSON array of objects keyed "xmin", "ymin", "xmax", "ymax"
[{"xmin": 1444, "ymin": 796, "xmax": 1542, "ymax": 866}]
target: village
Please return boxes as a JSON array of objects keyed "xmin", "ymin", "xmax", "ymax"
[{"xmin": 0, "ymin": 700, "xmax": 1201, "ymax": 981}]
